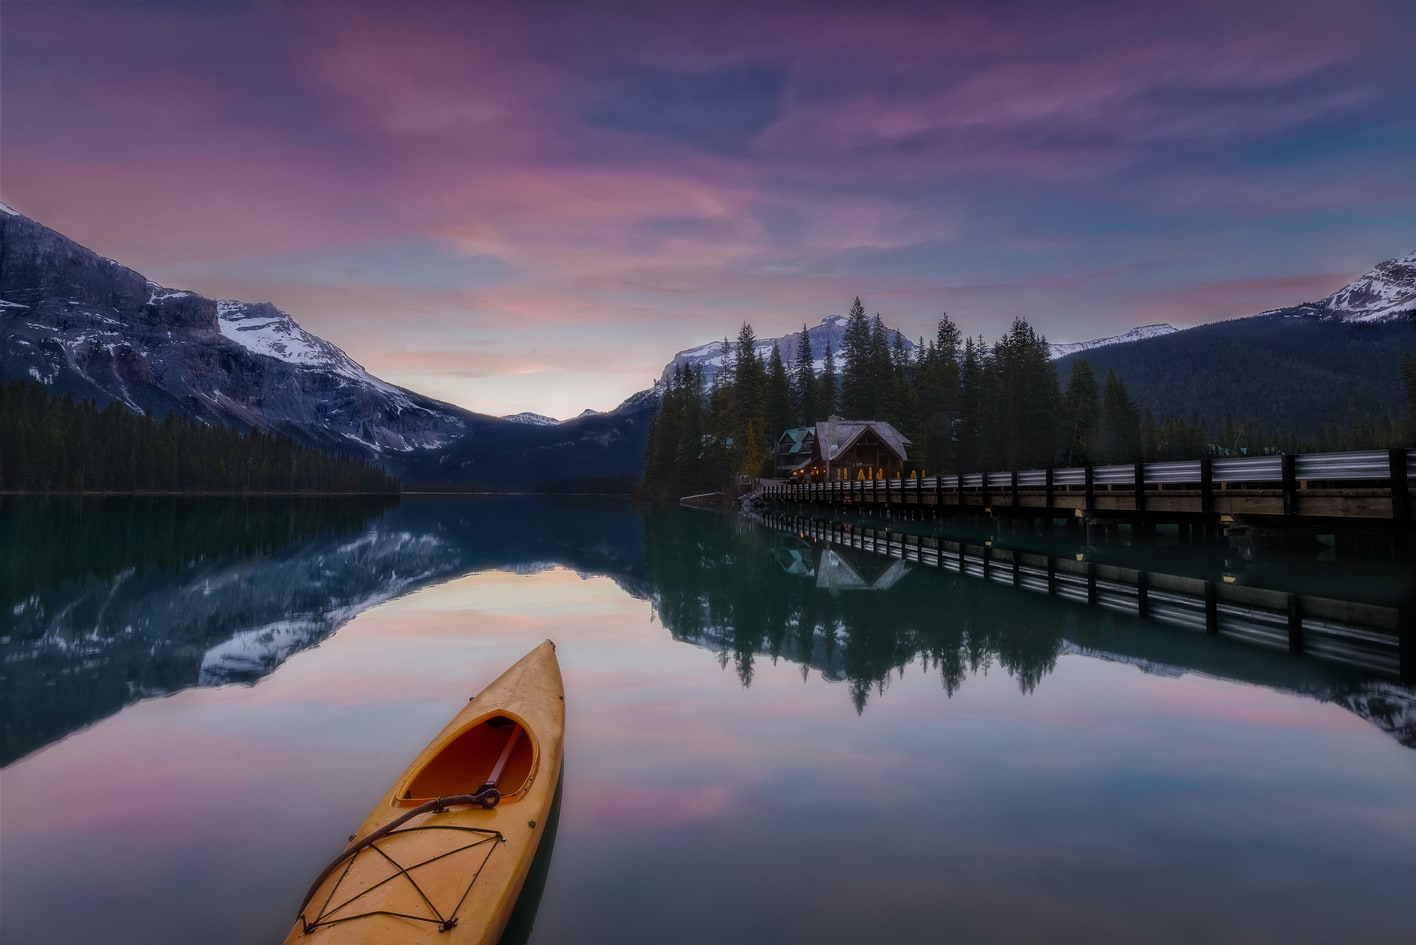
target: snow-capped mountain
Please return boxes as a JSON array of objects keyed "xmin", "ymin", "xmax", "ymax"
[
  {"xmin": 1310, "ymin": 249, "xmax": 1416, "ymax": 322},
  {"xmin": 659, "ymin": 313, "xmax": 915, "ymax": 386},
  {"xmin": 1048, "ymin": 323, "xmax": 1178, "ymax": 360},
  {"xmin": 0, "ymin": 204, "xmax": 653, "ymax": 490},
  {"xmin": 502, "ymin": 411, "xmax": 561, "ymax": 426},
  {"xmin": 0, "ymin": 203, "xmax": 472, "ymax": 454}
]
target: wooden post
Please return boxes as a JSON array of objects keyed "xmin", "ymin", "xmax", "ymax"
[
  {"xmin": 1011, "ymin": 470, "xmax": 1019, "ymax": 510},
  {"xmin": 1399, "ymin": 604, "xmax": 1414, "ymax": 684},
  {"xmin": 1391, "ymin": 447, "xmax": 1410, "ymax": 522},
  {"xmin": 1200, "ymin": 458, "xmax": 1214, "ymax": 515},
  {"xmin": 1136, "ymin": 570, "xmax": 1150, "ymax": 618},
  {"xmin": 1045, "ymin": 467, "xmax": 1055, "ymax": 517},
  {"xmin": 1282, "ymin": 453, "xmax": 1298, "ymax": 517},
  {"xmin": 1204, "ymin": 581, "xmax": 1218, "ymax": 636},
  {"xmin": 1086, "ymin": 560, "xmax": 1097, "ymax": 606},
  {"xmin": 1134, "ymin": 461, "xmax": 1146, "ymax": 513},
  {"xmin": 1084, "ymin": 465, "xmax": 1095, "ymax": 514},
  {"xmin": 1287, "ymin": 594, "xmax": 1304, "ymax": 655}
]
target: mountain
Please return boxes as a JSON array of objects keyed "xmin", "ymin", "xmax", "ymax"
[
  {"xmin": 1055, "ymin": 249, "xmax": 1416, "ymax": 439},
  {"xmin": 1048, "ymin": 323, "xmax": 1178, "ymax": 360},
  {"xmin": 659, "ymin": 313, "xmax": 915, "ymax": 386},
  {"xmin": 503, "ymin": 411, "xmax": 561, "ymax": 426},
  {"xmin": 0, "ymin": 204, "xmax": 652, "ymax": 490},
  {"xmin": 1296, "ymin": 249, "xmax": 1416, "ymax": 322}
]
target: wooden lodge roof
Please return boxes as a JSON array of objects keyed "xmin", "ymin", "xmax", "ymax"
[{"xmin": 814, "ymin": 418, "xmax": 910, "ymax": 463}]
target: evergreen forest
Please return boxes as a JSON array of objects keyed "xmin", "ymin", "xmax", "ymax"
[
  {"xmin": 0, "ymin": 381, "xmax": 400, "ymax": 494},
  {"xmin": 642, "ymin": 298, "xmax": 1416, "ymax": 500}
]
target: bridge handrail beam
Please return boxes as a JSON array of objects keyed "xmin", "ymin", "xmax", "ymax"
[
  {"xmin": 1213, "ymin": 455, "xmax": 1283, "ymax": 483},
  {"xmin": 1294, "ymin": 450, "xmax": 1390, "ymax": 481}
]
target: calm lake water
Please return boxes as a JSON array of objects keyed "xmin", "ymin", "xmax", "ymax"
[{"xmin": 2, "ymin": 496, "xmax": 1413, "ymax": 944}]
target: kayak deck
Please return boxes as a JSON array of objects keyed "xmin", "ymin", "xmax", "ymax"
[{"xmin": 287, "ymin": 640, "xmax": 564, "ymax": 944}]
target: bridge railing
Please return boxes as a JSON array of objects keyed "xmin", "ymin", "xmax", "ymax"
[{"xmin": 764, "ymin": 447, "xmax": 1413, "ymax": 516}]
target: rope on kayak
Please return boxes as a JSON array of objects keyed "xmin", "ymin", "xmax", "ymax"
[{"xmin": 296, "ymin": 796, "xmax": 506, "ymax": 934}]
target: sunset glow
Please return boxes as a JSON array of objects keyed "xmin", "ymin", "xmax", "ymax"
[{"xmin": 4, "ymin": 0, "xmax": 1413, "ymax": 417}]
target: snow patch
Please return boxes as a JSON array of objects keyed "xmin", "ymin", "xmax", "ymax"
[
  {"xmin": 503, "ymin": 411, "xmax": 561, "ymax": 426},
  {"xmin": 1049, "ymin": 324, "xmax": 1178, "ymax": 360}
]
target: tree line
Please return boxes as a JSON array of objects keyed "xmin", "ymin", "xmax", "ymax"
[
  {"xmin": 643, "ymin": 298, "xmax": 1416, "ymax": 499},
  {"xmin": 0, "ymin": 381, "xmax": 400, "ymax": 493}
]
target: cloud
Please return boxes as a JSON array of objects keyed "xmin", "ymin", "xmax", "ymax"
[{"xmin": 588, "ymin": 63, "xmax": 788, "ymax": 154}]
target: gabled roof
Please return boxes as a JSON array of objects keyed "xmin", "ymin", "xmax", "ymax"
[
  {"xmin": 813, "ymin": 418, "xmax": 910, "ymax": 463},
  {"xmin": 775, "ymin": 426, "xmax": 816, "ymax": 455}
]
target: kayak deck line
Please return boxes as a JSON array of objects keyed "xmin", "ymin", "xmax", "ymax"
[{"xmin": 299, "ymin": 820, "xmax": 505, "ymax": 934}]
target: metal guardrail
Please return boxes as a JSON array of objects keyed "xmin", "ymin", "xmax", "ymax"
[
  {"xmin": 1144, "ymin": 461, "xmax": 1202, "ymax": 484},
  {"xmin": 1212, "ymin": 455, "xmax": 1284, "ymax": 482},
  {"xmin": 1294, "ymin": 450, "xmax": 1388, "ymax": 480},
  {"xmin": 1093, "ymin": 464, "xmax": 1134, "ymax": 486}
]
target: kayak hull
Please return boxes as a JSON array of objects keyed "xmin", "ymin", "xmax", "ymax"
[{"xmin": 284, "ymin": 640, "xmax": 565, "ymax": 945}]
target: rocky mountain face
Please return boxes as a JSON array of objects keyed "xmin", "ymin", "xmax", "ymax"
[
  {"xmin": 1293, "ymin": 249, "xmax": 1416, "ymax": 322},
  {"xmin": 0, "ymin": 205, "xmax": 651, "ymax": 490}
]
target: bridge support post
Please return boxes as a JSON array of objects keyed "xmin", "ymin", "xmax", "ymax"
[
  {"xmin": 1204, "ymin": 581, "xmax": 1219, "ymax": 636},
  {"xmin": 1287, "ymin": 594, "xmax": 1304, "ymax": 655},
  {"xmin": 1400, "ymin": 605, "xmax": 1414, "ymax": 684},
  {"xmin": 1282, "ymin": 453, "xmax": 1298, "ymax": 517},
  {"xmin": 1200, "ymin": 459, "xmax": 1214, "ymax": 515}
]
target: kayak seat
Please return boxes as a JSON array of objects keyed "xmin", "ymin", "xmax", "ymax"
[{"xmin": 398, "ymin": 714, "xmax": 536, "ymax": 806}]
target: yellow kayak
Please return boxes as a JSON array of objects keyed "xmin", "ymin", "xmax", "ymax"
[{"xmin": 285, "ymin": 640, "xmax": 565, "ymax": 944}]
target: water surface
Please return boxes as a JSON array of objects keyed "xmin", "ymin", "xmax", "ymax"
[{"xmin": 2, "ymin": 497, "xmax": 1412, "ymax": 944}]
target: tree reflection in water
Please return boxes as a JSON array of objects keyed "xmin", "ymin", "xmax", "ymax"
[{"xmin": 643, "ymin": 508, "xmax": 1068, "ymax": 711}]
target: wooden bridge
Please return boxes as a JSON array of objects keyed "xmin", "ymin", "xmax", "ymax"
[{"xmin": 763, "ymin": 447, "xmax": 1415, "ymax": 527}]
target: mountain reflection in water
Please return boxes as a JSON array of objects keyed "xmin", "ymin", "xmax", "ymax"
[{"xmin": 2, "ymin": 496, "xmax": 1412, "ymax": 765}]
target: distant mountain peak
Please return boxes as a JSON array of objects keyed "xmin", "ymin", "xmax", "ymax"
[
  {"xmin": 659, "ymin": 313, "xmax": 911, "ymax": 387},
  {"xmin": 1314, "ymin": 249, "xmax": 1416, "ymax": 322},
  {"xmin": 1048, "ymin": 323, "xmax": 1178, "ymax": 361},
  {"xmin": 503, "ymin": 411, "xmax": 561, "ymax": 426}
]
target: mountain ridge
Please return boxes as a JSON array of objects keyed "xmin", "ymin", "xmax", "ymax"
[{"xmin": 0, "ymin": 206, "xmax": 652, "ymax": 491}]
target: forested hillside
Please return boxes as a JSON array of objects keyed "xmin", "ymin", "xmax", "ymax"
[
  {"xmin": 1056, "ymin": 315, "xmax": 1416, "ymax": 447},
  {"xmin": 643, "ymin": 300, "xmax": 1416, "ymax": 500},
  {"xmin": 0, "ymin": 381, "xmax": 400, "ymax": 493}
]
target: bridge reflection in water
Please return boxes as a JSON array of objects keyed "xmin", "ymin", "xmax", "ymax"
[{"xmin": 755, "ymin": 509, "xmax": 1414, "ymax": 686}]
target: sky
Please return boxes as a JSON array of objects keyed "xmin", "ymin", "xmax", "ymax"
[{"xmin": 3, "ymin": 0, "xmax": 1414, "ymax": 420}]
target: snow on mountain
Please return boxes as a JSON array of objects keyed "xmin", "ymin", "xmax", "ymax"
[
  {"xmin": 659, "ymin": 314, "xmax": 915, "ymax": 386},
  {"xmin": 1048, "ymin": 323, "xmax": 1178, "ymax": 361},
  {"xmin": 1313, "ymin": 249, "xmax": 1416, "ymax": 322},
  {"xmin": 502, "ymin": 411, "xmax": 561, "ymax": 426}
]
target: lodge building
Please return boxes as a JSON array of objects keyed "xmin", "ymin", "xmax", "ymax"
[{"xmin": 774, "ymin": 416, "xmax": 911, "ymax": 482}]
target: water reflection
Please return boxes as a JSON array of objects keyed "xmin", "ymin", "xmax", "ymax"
[
  {"xmin": 3, "ymin": 497, "xmax": 1412, "ymax": 766},
  {"xmin": 0, "ymin": 495, "xmax": 645, "ymax": 765}
]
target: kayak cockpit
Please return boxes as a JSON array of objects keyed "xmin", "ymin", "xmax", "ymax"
[{"xmin": 396, "ymin": 713, "xmax": 537, "ymax": 807}]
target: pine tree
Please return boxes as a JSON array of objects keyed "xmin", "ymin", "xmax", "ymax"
[
  {"xmin": 1061, "ymin": 359, "xmax": 1101, "ymax": 465},
  {"xmin": 839, "ymin": 297, "xmax": 871, "ymax": 417},
  {"xmin": 764, "ymin": 343, "xmax": 792, "ymax": 463},
  {"xmin": 792, "ymin": 323, "xmax": 819, "ymax": 425},
  {"xmin": 821, "ymin": 342, "xmax": 839, "ymax": 416},
  {"xmin": 1097, "ymin": 370, "xmax": 1141, "ymax": 463}
]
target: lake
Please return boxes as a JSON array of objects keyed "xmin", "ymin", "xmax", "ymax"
[{"xmin": 2, "ymin": 495, "xmax": 1413, "ymax": 944}]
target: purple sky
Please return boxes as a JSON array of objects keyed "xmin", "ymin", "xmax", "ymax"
[{"xmin": 4, "ymin": 0, "xmax": 1414, "ymax": 419}]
